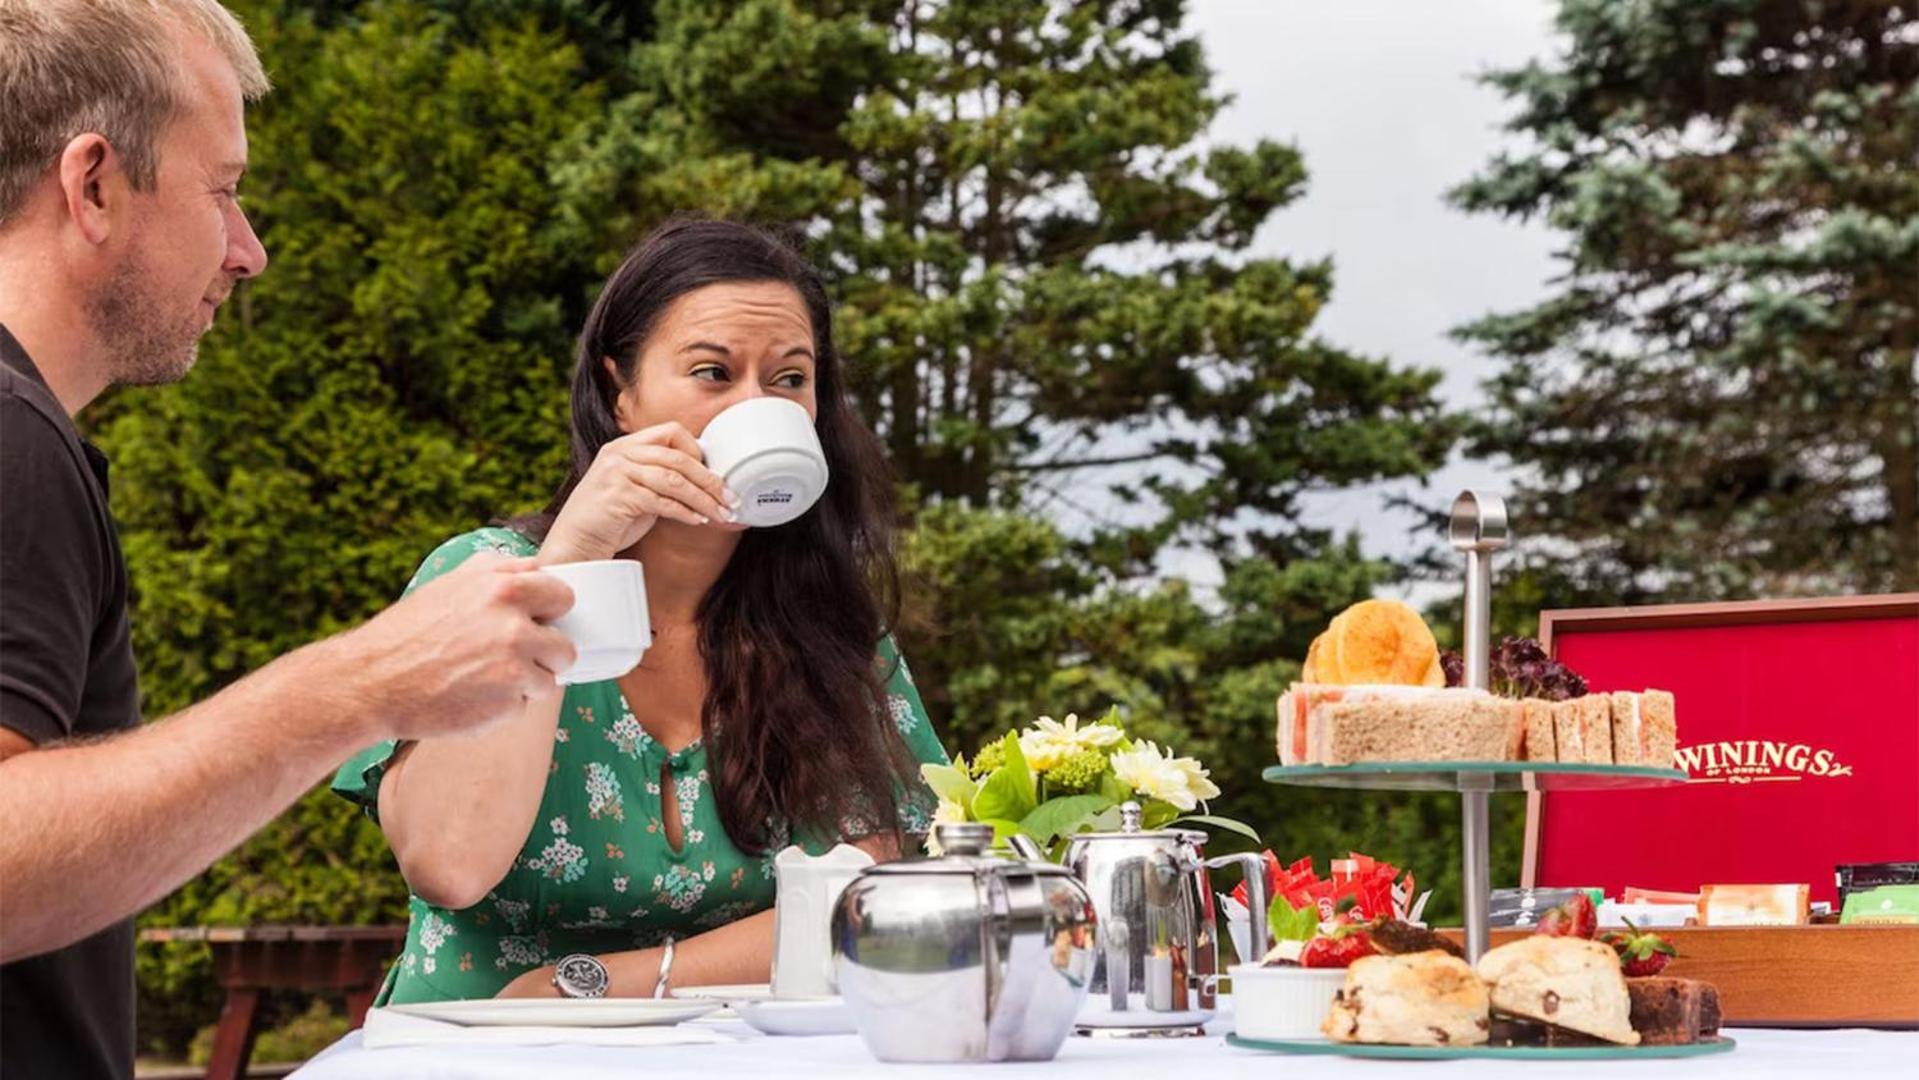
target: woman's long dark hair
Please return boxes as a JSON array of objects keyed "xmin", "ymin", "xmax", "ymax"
[{"xmin": 511, "ymin": 218, "xmax": 916, "ymax": 854}]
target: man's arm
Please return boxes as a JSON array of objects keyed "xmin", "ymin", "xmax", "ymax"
[
  {"xmin": 0, "ymin": 637, "xmax": 376, "ymax": 961},
  {"xmin": 0, "ymin": 557, "xmax": 578, "ymax": 964}
]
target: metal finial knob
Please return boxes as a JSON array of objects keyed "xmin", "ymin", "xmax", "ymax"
[
  {"xmin": 1118, "ymin": 801, "xmax": 1143, "ymax": 833},
  {"xmin": 1449, "ymin": 490, "xmax": 1511, "ymax": 552},
  {"xmin": 932, "ymin": 822, "xmax": 993, "ymax": 855}
]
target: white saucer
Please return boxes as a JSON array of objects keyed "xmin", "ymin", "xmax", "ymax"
[
  {"xmin": 670, "ymin": 984, "xmax": 854, "ymax": 1036},
  {"xmin": 734, "ymin": 996, "xmax": 856, "ymax": 1037},
  {"xmin": 385, "ymin": 997, "xmax": 720, "ymax": 1028}
]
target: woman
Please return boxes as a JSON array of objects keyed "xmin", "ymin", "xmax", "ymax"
[{"xmin": 332, "ymin": 219, "xmax": 945, "ymax": 1002}]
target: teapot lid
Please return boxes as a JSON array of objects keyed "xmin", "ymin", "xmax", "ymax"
[
  {"xmin": 863, "ymin": 823, "xmax": 1075, "ymax": 877},
  {"xmin": 1067, "ymin": 800, "xmax": 1205, "ymax": 842}
]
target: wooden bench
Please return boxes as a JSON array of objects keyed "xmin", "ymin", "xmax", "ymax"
[{"xmin": 139, "ymin": 925, "xmax": 406, "ymax": 1080}]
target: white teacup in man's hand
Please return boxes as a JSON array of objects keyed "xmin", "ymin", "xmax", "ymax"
[
  {"xmin": 537, "ymin": 560, "xmax": 650, "ymax": 684},
  {"xmin": 697, "ymin": 397, "xmax": 828, "ymax": 528}
]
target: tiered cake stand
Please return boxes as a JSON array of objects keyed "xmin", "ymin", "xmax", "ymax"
[{"xmin": 1232, "ymin": 492, "xmax": 1732, "ymax": 1060}]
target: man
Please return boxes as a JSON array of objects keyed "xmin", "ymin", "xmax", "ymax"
[{"xmin": 0, "ymin": 3, "xmax": 579, "ymax": 1076}]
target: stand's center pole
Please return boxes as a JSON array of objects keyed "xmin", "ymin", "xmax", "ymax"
[{"xmin": 1449, "ymin": 491, "xmax": 1509, "ymax": 964}]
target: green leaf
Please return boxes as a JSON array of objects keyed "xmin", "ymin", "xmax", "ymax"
[
  {"xmin": 1170, "ymin": 814, "xmax": 1262, "ymax": 845},
  {"xmin": 1268, "ymin": 896, "xmax": 1321, "ymax": 943},
  {"xmin": 971, "ymin": 759, "xmax": 1038, "ymax": 824},
  {"xmin": 1098, "ymin": 770, "xmax": 1133, "ymax": 805},
  {"xmin": 1017, "ymin": 795, "xmax": 1114, "ymax": 846},
  {"xmin": 1000, "ymin": 731, "xmax": 1036, "ymax": 805},
  {"xmin": 1139, "ymin": 800, "xmax": 1181, "ymax": 830},
  {"xmin": 920, "ymin": 763, "xmax": 978, "ymax": 812}
]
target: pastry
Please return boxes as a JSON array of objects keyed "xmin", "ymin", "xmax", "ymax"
[
  {"xmin": 1475, "ymin": 936, "xmax": 1640, "ymax": 1045},
  {"xmin": 1300, "ymin": 599, "xmax": 1444, "ymax": 687},
  {"xmin": 1322, "ymin": 951, "xmax": 1490, "ymax": 1046}
]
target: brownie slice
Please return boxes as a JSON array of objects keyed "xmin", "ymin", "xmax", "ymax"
[
  {"xmin": 1627, "ymin": 977, "xmax": 1720, "ymax": 1045},
  {"xmin": 1489, "ymin": 1014, "xmax": 1610, "ymax": 1047},
  {"xmin": 1369, "ymin": 919, "xmax": 1465, "ymax": 959}
]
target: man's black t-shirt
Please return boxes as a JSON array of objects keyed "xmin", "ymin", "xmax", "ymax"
[{"xmin": 0, "ymin": 323, "xmax": 142, "ymax": 1080}]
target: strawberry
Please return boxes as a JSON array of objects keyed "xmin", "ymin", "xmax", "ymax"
[
  {"xmin": 1601, "ymin": 919, "xmax": 1677, "ymax": 977},
  {"xmin": 1299, "ymin": 927, "xmax": 1377, "ymax": 969},
  {"xmin": 1534, "ymin": 893, "xmax": 1597, "ymax": 940}
]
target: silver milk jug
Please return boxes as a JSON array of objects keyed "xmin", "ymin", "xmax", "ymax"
[
  {"xmin": 830, "ymin": 822, "xmax": 1099, "ymax": 1062},
  {"xmin": 1060, "ymin": 801, "xmax": 1268, "ymax": 1037}
]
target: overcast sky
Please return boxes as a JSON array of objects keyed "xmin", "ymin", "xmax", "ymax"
[{"xmin": 1169, "ymin": 0, "xmax": 1564, "ymax": 592}]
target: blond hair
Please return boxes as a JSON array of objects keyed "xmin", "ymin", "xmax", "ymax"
[{"xmin": 0, "ymin": 0, "xmax": 269, "ymax": 224}]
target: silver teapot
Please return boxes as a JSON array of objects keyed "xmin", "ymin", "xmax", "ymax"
[
  {"xmin": 830, "ymin": 822, "xmax": 1098, "ymax": 1062},
  {"xmin": 1060, "ymin": 802, "xmax": 1269, "ymax": 1036}
]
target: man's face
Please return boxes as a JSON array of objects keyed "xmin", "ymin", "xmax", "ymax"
[{"xmin": 86, "ymin": 32, "xmax": 267, "ymax": 386}]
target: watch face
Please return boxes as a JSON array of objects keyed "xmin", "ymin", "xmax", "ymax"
[{"xmin": 555, "ymin": 953, "xmax": 609, "ymax": 998}]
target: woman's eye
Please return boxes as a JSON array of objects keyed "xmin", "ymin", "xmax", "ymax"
[
  {"xmin": 773, "ymin": 371, "xmax": 808, "ymax": 389},
  {"xmin": 691, "ymin": 365, "xmax": 730, "ymax": 383}
]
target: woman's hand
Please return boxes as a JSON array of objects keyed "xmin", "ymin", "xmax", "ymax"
[
  {"xmin": 495, "ymin": 964, "xmax": 560, "ymax": 998},
  {"xmin": 539, "ymin": 423, "xmax": 738, "ymax": 565}
]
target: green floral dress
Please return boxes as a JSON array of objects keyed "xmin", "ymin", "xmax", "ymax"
[{"xmin": 331, "ymin": 527, "xmax": 947, "ymax": 1004}]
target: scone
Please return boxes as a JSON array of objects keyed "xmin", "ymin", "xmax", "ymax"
[
  {"xmin": 1322, "ymin": 951, "xmax": 1490, "ymax": 1047},
  {"xmin": 1476, "ymin": 937, "xmax": 1640, "ymax": 1045}
]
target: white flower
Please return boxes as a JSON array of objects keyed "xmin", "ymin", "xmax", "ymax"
[
  {"xmin": 1018, "ymin": 713, "xmax": 1122, "ymax": 770},
  {"xmin": 923, "ymin": 797, "xmax": 969, "ymax": 855},
  {"xmin": 1109, "ymin": 741, "xmax": 1220, "ymax": 812}
]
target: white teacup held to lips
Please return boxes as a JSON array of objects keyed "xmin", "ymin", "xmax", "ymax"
[
  {"xmin": 529, "ymin": 399, "xmax": 828, "ymax": 684},
  {"xmin": 696, "ymin": 396, "xmax": 830, "ymax": 529}
]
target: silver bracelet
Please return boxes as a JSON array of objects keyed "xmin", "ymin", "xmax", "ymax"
[{"xmin": 651, "ymin": 935, "xmax": 676, "ymax": 999}]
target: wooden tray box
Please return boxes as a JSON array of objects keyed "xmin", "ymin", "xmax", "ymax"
[{"xmin": 1438, "ymin": 924, "xmax": 1919, "ymax": 1028}]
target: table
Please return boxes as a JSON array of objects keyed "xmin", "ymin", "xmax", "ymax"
[
  {"xmin": 292, "ymin": 1019, "xmax": 1919, "ymax": 1079},
  {"xmin": 139, "ymin": 926, "xmax": 406, "ymax": 1080}
]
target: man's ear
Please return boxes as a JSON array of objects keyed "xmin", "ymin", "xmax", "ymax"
[
  {"xmin": 56, "ymin": 134, "xmax": 126, "ymax": 246},
  {"xmin": 604, "ymin": 356, "xmax": 638, "ymax": 433}
]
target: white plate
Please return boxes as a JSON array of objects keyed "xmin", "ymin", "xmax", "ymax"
[
  {"xmin": 385, "ymin": 998, "xmax": 721, "ymax": 1028},
  {"xmin": 670, "ymin": 983, "xmax": 780, "ymax": 1005},
  {"xmin": 734, "ymin": 997, "xmax": 856, "ymax": 1037}
]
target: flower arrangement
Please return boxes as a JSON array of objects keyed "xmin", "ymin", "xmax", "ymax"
[{"xmin": 920, "ymin": 708, "xmax": 1257, "ymax": 855}]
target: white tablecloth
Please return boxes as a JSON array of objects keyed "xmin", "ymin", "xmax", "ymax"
[{"xmin": 292, "ymin": 1016, "xmax": 1919, "ymax": 1079}]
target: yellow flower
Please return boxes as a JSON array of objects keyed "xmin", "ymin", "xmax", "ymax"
[
  {"xmin": 1109, "ymin": 741, "xmax": 1220, "ymax": 812},
  {"xmin": 1019, "ymin": 713, "xmax": 1122, "ymax": 770}
]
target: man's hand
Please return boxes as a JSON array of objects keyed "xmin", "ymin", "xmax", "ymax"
[{"xmin": 322, "ymin": 554, "xmax": 577, "ymax": 742}]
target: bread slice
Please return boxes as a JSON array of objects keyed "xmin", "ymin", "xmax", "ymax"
[
  {"xmin": 1318, "ymin": 694, "xmax": 1519, "ymax": 765},
  {"xmin": 1639, "ymin": 689, "xmax": 1677, "ymax": 769},
  {"xmin": 1323, "ymin": 951, "xmax": 1490, "ymax": 1046},
  {"xmin": 1476, "ymin": 937, "xmax": 1639, "ymax": 1045},
  {"xmin": 1573, "ymin": 698, "xmax": 1619, "ymax": 763},
  {"xmin": 1520, "ymin": 698, "xmax": 1557, "ymax": 762},
  {"xmin": 1608, "ymin": 691, "xmax": 1644, "ymax": 766},
  {"xmin": 1552, "ymin": 698, "xmax": 1585, "ymax": 763}
]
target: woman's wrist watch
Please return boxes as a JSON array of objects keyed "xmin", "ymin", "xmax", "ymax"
[{"xmin": 552, "ymin": 953, "xmax": 610, "ymax": 999}]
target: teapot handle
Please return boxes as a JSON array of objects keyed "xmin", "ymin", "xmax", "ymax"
[{"xmin": 1203, "ymin": 853, "xmax": 1270, "ymax": 967}]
